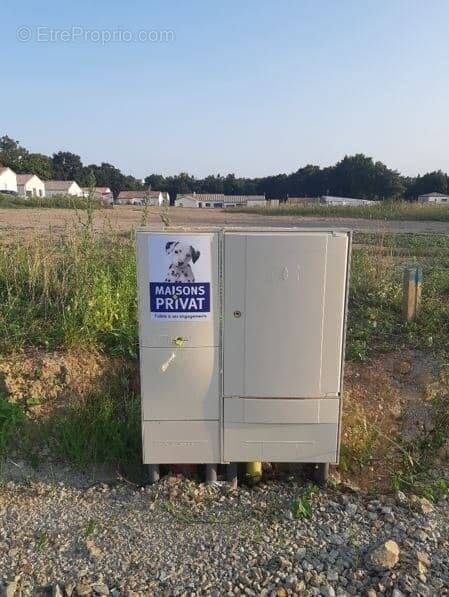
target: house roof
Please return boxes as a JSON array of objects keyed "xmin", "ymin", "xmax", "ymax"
[
  {"xmin": 44, "ymin": 180, "xmax": 78, "ymax": 191},
  {"xmin": 82, "ymin": 186, "xmax": 112, "ymax": 194},
  {"xmin": 17, "ymin": 174, "xmax": 39, "ymax": 184},
  {"xmin": 117, "ymin": 190, "xmax": 148, "ymax": 199},
  {"xmin": 419, "ymin": 192, "xmax": 449, "ymax": 197},
  {"xmin": 117, "ymin": 190, "xmax": 165, "ymax": 199},
  {"xmin": 0, "ymin": 166, "xmax": 13, "ymax": 175}
]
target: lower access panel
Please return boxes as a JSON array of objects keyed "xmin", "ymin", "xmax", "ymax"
[
  {"xmin": 143, "ymin": 420, "xmax": 220, "ymax": 464},
  {"xmin": 140, "ymin": 347, "xmax": 219, "ymax": 420},
  {"xmin": 224, "ymin": 423, "xmax": 338, "ymax": 463},
  {"xmin": 224, "ymin": 397, "xmax": 339, "ymax": 462}
]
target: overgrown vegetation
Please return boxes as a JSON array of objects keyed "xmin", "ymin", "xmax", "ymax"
[
  {"xmin": 1, "ymin": 228, "xmax": 448, "ymax": 361},
  {"xmin": 0, "ymin": 228, "xmax": 137, "ymax": 357},
  {"xmin": 238, "ymin": 201, "xmax": 449, "ymax": 222},
  {"xmin": 348, "ymin": 233, "xmax": 449, "ymax": 361},
  {"xmin": 0, "ymin": 193, "xmax": 105, "ymax": 210},
  {"xmin": 391, "ymin": 380, "xmax": 449, "ymax": 500},
  {"xmin": 47, "ymin": 390, "xmax": 141, "ymax": 479},
  {"xmin": 1, "ymin": 225, "xmax": 449, "ymax": 487},
  {"xmin": 0, "ymin": 393, "xmax": 24, "ymax": 457}
]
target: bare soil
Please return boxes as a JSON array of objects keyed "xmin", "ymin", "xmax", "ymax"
[
  {"xmin": 0, "ymin": 349, "xmax": 137, "ymax": 419},
  {"xmin": 2, "ymin": 348, "xmax": 448, "ymax": 493},
  {"xmin": 342, "ymin": 350, "xmax": 449, "ymax": 491},
  {"xmin": 1, "ymin": 206, "xmax": 449, "ymax": 238}
]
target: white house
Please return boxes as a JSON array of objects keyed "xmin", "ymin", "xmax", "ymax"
[
  {"xmin": 17, "ymin": 174, "xmax": 45, "ymax": 198},
  {"xmin": 286, "ymin": 196, "xmax": 321, "ymax": 205},
  {"xmin": 418, "ymin": 192, "xmax": 449, "ymax": 204},
  {"xmin": 116, "ymin": 190, "xmax": 169, "ymax": 206},
  {"xmin": 82, "ymin": 186, "xmax": 114, "ymax": 204},
  {"xmin": 44, "ymin": 180, "xmax": 83, "ymax": 197},
  {"xmin": 175, "ymin": 193, "xmax": 266, "ymax": 208},
  {"xmin": 320, "ymin": 195, "xmax": 374, "ymax": 206},
  {"xmin": 0, "ymin": 167, "xmax": 18, "ymax": 194}
]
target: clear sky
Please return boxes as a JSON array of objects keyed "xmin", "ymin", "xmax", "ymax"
[{"xmin": 2, "ymin": 0, "xmax": 449, "ymax": 179}]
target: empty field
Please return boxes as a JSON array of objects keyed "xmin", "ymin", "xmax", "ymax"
[{"xmin": 1, "ymin": 205, "xmax": 449, "ymax": 238}]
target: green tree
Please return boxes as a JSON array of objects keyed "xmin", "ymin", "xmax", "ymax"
[
  {"xmin": 51, "ymin": 151, "xmax": 83, "ymax": 181},
  {"xmin": 144, "ymin": 174, "xmax": 166, "ymax": 190},
  {"xmin": 0, "ymin": 135, "xmax": 29, "ymax": 172},
  {"xmin": 25, "ymin": 153, "xmax": 53, "ymax": 179},
  {"xmin": 406, "ymin": 171, "xmax": 448, "ymax": 198}
]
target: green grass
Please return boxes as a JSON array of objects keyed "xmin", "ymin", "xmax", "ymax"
[
  {"xmin": 0, "ymin": 193, "xmax": 105, "ymax": 209},
  {"xmin": 238, "ymin": 200, "xmax": 449, "ymax": 222},
  {"xmin": 46, "ymin": 390, "xmax": 142, "ymax": 479},
  {"xmin": 291, "ymin": 484, "xmax": 318, "ymax": 518},
  {"xmin": 347, "ymin": 234, "xmax": 449, "ymax": 361},
  {"xmin": 0, "ymin": 230, "xmax": 137, "ymax": 358},
  {"xmin": 0, "ymin": 393, "xmax": 25, "ymax": 456},
  {"xmin": 1, "ymin": 225, "xmax": 449, "ymax": 482},
  {"xmin": 1, "ymin": 228, "xmax": 449, "ymax": 363}
]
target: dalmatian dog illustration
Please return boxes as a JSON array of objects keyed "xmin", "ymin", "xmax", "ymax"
[{"xmin": 165, "ymin": 241, "xmax": 200, "ymax": 282}]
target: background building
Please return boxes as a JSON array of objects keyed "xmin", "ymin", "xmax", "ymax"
[
  {"xmin": 117, "ymin": 190, "xmax": 169, "ymax": 206},
  {"xmin": 418, "ymin": 192, "xmax": 449, "ymax": 204},
  {"xmin": 175, "ymin": 193, "xmax": 266, "ymax": 208},
  {"xmin": 44, "ymin": 180, "xmax": 83, "ymax": 197},
  {"xmin": 320, "ymin": 195, "xmax": 375, "ymax": 206},
  {"xmin": 82, "ymin": 186, "xmax": 114, "ymax": 204},
  {"xmin": 0, "ymin": 167, "xmax": 18, "ymax": 194},
  {"xmin": 17, "ymin": 174, "xmax": 45, "ymax": 198}
]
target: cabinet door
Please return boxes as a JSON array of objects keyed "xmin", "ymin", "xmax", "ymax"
[
  {"xmin": 224, "ymin": 232, "xmax": 348, "ymax": 398},
  {"xmin": 140, "ymin": 347, "xmax": 220, "ymax": 421}
]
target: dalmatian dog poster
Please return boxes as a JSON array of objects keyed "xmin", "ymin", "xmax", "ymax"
[{"xmin": 148, "ymin": 234, "xmax": 211, "ymax": 321}]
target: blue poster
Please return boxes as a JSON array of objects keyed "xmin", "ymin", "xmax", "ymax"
[{"xmin": 149, "ymin": 235, "xmax": 212, "ymax": 321}]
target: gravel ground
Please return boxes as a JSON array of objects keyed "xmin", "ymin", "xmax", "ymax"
[{"xmin": 1, "ymin": 476, "xmax": 448, "ymax": 596}]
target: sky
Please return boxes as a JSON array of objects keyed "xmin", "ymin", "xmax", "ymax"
[{"xmin": 2, "ymin": 0, "xmax": 449, "ymax": 179}]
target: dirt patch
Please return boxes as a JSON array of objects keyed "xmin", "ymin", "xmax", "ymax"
[
  {"xmin": 1, "ymin": 348, "xmax": 448, "ymax": 492},
  {"xmin": 342, "ymin": 350, "xmax": 449, "ymax": 491},
  {"xmin": 2, "ymin": 206, "xmax": 449, "ymax": 240},
  {"xmin": 0, "ymin": 349, "xmax": 138, "ymax": 418}
]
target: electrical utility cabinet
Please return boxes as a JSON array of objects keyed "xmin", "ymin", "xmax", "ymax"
[{"xmin": 136, "ymin": 228, "xmax": 350, "ymax": 470}]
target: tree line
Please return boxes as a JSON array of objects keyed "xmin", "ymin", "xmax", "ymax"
[
  {"xmin": 0, "ymin": 136, "xmax": 143, "ymax": 198},
  {"xmin": 1, "ymin": 135, "xmax": 447, "ymax": 200}
]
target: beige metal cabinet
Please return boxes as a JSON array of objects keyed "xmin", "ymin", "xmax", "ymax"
[{"xmin": 137, "ymin": 228, "xmax": 350, "ymax": 469}]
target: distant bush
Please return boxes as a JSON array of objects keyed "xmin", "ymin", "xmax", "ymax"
[
  {"xmin": 0, "ymin": 193, "xmax": 105, "ymax": 209},
  {"xmin": 238, "ymin": 200, "xmax": 449, "ymax": 222}
]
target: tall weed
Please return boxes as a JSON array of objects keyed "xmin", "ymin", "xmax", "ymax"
[
  {"xmin": 238, "ymin": 200, "xmax": 449, "ymax": 222},
  {"xmin": 0, "ymin": 230, "xmax": 137, "ymax": 356}
]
